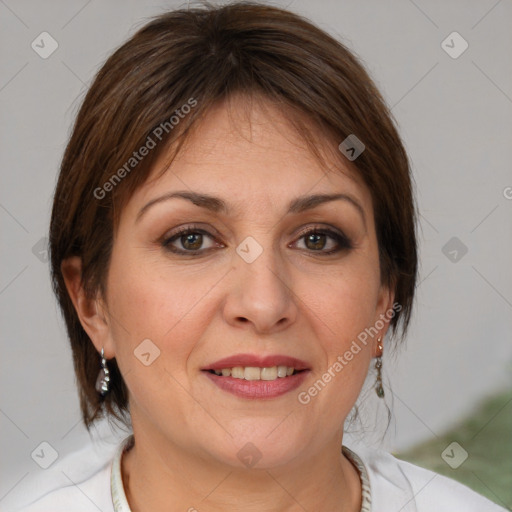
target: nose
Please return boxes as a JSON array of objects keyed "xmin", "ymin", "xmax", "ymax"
[{"xmin": 222, "ymin": 244, "xmax": 298, "ymax": 335}]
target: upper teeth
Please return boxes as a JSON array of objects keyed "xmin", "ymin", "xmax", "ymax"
[{"xmin": 212, "ymin": 366, "xmax": 295, "ymax": 380}]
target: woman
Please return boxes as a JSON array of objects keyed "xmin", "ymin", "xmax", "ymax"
[{"xmin": 17, "ymin": 2, "xmax": 505, "ymax": 511}]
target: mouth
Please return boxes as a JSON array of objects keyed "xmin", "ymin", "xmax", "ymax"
[
  {"xmin": 201, "ymin": 354, "xmax": 311, "ymax": 399},
  {"xmin": 205, "ymin": 366, "xmax": 304, "ymax": 381}
]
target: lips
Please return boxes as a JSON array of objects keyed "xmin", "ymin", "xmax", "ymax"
[
  {"xmin": 202, "ymin": 354, "xmax": 310, "ymax": 371},
  {"xmin": 201, "ymin": 354, "xmax": 311, "ymax": 399},
  {"xmin": 204, "ymin": 370, "xmax": 309, "ymax": 399}
]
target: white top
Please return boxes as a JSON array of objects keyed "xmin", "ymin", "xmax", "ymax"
[{"xmin": 12, "ymin": 435, "xmax": 507, "ymax": 512}]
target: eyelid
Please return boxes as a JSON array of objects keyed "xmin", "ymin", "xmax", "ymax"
[
  {"xmin": 293, "ymin": 223, "xmax": 346, "ymax": 239},
  {"xmin": 160, "ymin": 223, "xmax": 222, "ymax": 242}
]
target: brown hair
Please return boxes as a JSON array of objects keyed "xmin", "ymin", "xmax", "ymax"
[{"xmin": 50, "ymin": 1, "xmax": 418, "ymax": 430}]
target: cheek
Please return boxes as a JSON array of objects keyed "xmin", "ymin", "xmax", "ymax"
[
  {"xmin": 301, "ymin": 257, "xmax": 381, "ymax": 344},
  {"xmin": 104, "ymin": 251, "xmax": 216, "ymax": 417},
  {"xmin": 105, "ymin": 248, "xmax": 220, "ymax": 369},
  {"xmin": 294, "ymin": 280, "xmax": 378, "ymax": 435},
  {"xmin": 295, "ymin": 256, "xmax": 381, "ymax": 405}
]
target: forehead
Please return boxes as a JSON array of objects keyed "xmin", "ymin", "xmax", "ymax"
[{"xmin": 124, "ymin": 95, "xmax": 371, "ymax": 219}]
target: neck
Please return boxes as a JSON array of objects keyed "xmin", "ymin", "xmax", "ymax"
[{"xmin": 121, "ymin": 428, "xmax": 361, "ymax": 512}]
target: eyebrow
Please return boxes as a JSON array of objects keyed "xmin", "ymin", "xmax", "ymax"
[{"xmin": 135, "ymin": 190, "xmax": 366, "ymax": 226}]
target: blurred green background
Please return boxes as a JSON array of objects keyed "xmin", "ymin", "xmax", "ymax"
[{"xmin": 395, "ymin": 389, "xmax": 512, "ymax": 510}]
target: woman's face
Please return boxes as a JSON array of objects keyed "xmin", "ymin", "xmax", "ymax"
[{"xmin": 100, "ymin": 97, "xmax": 393, "ymax": 468}]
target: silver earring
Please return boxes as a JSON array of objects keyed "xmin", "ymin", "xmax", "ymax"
[
  {"xmin": 375, "ymin": 337, "xmax": 384, "ymax": 398},
  {"xmin": 95, "ymin": 347, "xmax": 110, "ymax": 397}
]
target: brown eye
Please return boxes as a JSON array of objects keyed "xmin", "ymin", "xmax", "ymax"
[
  {"xmin": 181, "ymin": 232, "xmax": 203, "ymax": 250},
  {"xmin": 305, "ymin": 232, "xmax": 327, "ymax": 250},
  {"xmin": 294, "ymin": 228, "xmax": 352, "ymax": 254},
  {"xmin": 162, "ymin": 228, "xmax": 219, "ymax": 254}
]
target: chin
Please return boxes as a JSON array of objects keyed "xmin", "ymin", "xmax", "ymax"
[{"xmin": 199, "ymin": 421, "xmax": 307, "ymax": 470}]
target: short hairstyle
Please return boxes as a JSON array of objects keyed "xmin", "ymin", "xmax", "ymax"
[{"xmin": 50, "ymin": 1, "xmax": 418, "ymax": 430}]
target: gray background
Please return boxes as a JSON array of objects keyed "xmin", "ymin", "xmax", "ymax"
[{"xmin": 1, "ymin": 0, "xmax": 511, "ymax": 508}]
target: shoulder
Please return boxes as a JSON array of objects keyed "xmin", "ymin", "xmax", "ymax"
[
  {"xmin": 15, "ymin": 464, "xmax": 112, "ymax": 512},
  {"xmin": 349, "ymin": 444, "xmax": 507, "ymax": 512},
  {"xmin": 11, "ymin": 437, "xmax": 122, "ymax": 512}
]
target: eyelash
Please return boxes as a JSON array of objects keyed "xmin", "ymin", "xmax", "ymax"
[{"xmin": 161, "ymin": 224, "xmax": 353, "ymax": 256}]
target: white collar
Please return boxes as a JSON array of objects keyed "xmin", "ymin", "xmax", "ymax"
[
  {"xmin": 111, "ymin": 435, "xmax": 134, "ymax": 512},
  {"xmin": 111, "ymin": 435, "xmax": 373, "ymax": 512}
]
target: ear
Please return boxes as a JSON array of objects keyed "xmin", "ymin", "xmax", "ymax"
[
  {"xmin": 61, "ymin": 256, "xmax": 115, "ymax": 358},
  {"xmin": 372, "ymin": 283, "xmax": 396, "ymax": 357}
]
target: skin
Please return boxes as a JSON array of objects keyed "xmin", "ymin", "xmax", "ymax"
[{"xmin": 62, "ymin": 95, "xmax": 394, "ymax": 512}]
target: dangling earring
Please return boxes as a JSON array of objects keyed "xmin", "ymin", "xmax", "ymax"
[
  {"xmin": 374, "ymin": 337, "xmax": 384, "ymax": 398},
  {"xmin": 95, "ymin": 347, "xmax": 110, "ymax": 397}
]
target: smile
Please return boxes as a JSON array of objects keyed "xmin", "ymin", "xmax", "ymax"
[
  {"xmin": 208, "ymin": 365, "xmax": 298, "ymax": 380},
  {"xmin": 202, "ymin": 366, "xmax": 310, "ymax": 400}
]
